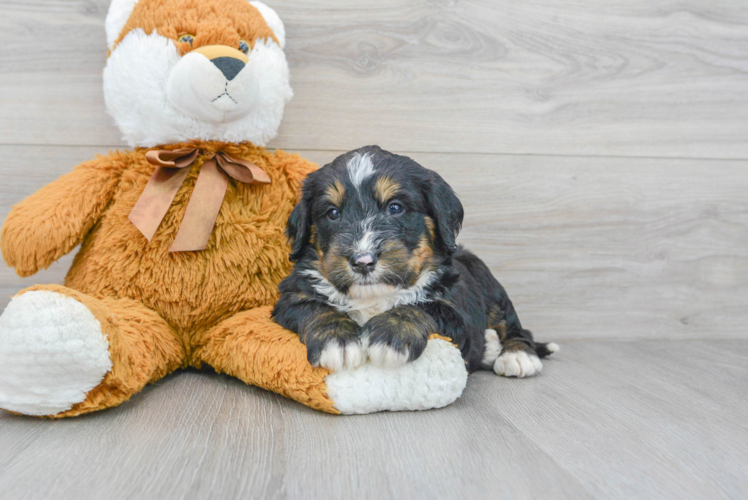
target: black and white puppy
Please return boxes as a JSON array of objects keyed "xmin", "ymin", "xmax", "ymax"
[{"xmin": 272, "ymin": 146, "xmax": 558, "ymax": 376}]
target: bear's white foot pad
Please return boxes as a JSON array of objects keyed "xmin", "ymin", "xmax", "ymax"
[
  {"xmin": 325, "ymin": 338, "xmax": 468, "ymax": 414},
  {"xmin": 0, "ymin": 291, "xmax": 112, "ymax": 416},
  {"xmin": 494, "ymin": 350, "xmax": 542, "ymax": 378}
]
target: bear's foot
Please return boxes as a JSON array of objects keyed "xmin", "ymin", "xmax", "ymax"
[
  {"xmin": 324, "ymin": 336, "xmax": 468, "ymax": 414},
  {"xmin": 0, "ymin": 290, "xmax": 112, "ymax": 416}
]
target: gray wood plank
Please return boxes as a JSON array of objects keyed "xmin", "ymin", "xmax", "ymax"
[
  {"xmin": 0, "ymin": 340, "xmax": 746, "ymax": 499},
  {"xmin": 468, "ymin": 339, "xmax": 748, "ymax": 499},
  {"xmin": 1, "ymin": 1, "xmax": 748, "ymax": 159},
  {"xmin": 0, "ymin": 371, "xmax": 594, "ymax": 500},
  {"xmin": 2, "ymin": 146, "xmax": 747, "ymax": 342}
]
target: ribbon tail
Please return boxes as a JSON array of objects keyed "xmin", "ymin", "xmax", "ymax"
[
  {"xmin": 169, "ymin": 158, "xmax": 229, "ymax": 252},
  {"xmin": 129, "ymin": 165, "xmax": 192, "ymax": 241},
  {"xmin": 216, "ymin": 154, "xmax": 271, "ymax": 184}
]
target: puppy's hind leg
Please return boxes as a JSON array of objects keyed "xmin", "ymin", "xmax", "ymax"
[
  {"xmin": 535, "ymin": 341, "xmax": 560, "ymax": 358},
  {"xmin": 480, "ymin": 328, "xmax": 502, "ymax": 370},
  {"xmin": 493, "ymin": 325, "xmax": 544, "ymax": 378},
  {"xmin": 490, "ymin": 314, "xmax": 558, "ymax": 378}
]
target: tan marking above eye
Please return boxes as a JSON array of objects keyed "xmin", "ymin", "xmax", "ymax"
[
  {"xmin": 374, "ymin": 176, "xmax": 401, "ymax": 204},
  {"xmin": 324, "ymin": 180, "xmax": 346, "ymax": 207}
]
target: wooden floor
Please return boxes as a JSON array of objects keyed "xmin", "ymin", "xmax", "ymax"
[
  {"xmin": 0, "ymin": 340, "xmax": 746, "ymax": 499},
  {"xmin": 1, "ymin": 0, "xmax": 748, "ymax": 498}
]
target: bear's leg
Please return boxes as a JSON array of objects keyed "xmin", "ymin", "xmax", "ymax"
[
  {"xmin": 195, "ymin": 305, "xmax": 339, "ymax": 413},
  {"xmin": 0, "ymin": 285, "xmax": 184, "ymax": 418},
  {"xmin": 196, "ymin": 306, "xmax": 469, "ymax": 415}
]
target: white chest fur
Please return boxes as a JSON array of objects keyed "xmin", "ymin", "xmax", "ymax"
[{"xmin": 301, "ymin": 270, "xmax": 437, "ymax": 326}]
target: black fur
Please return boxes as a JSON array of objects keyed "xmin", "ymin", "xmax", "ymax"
[{"xmin": 273, "ymin": 145, "xmax": 555, "ymax": 372}]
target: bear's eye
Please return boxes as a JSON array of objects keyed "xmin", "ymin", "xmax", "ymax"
[
  {"xmin": 178, "ymin": 34, "xmax": 194, "ymax": 45},
  {"xmin": 239, "ymin": 40, "xmax": 250, "ymax": 54}
]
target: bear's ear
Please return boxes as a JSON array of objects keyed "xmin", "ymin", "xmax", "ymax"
[
  {"xmin": 106, "ymin": 0, "xmax": 139, "ymax": 51},
  {"xmin": 249, "ymin": 1, "xmax": 286, "ymax": 49}
]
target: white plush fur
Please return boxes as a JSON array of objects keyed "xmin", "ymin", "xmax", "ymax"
[
  {"xmin": 105, "ymin": 0, "xmax": 139, "ymax": 50},
  {"xmin": 325, "ymin": 338, "xmax": 468, "ymax": 414},
  {"xmin": 0, "ymin": 291, "xmax": 112, "ymax": 416},
  {"xmin": 494, "ymin": 350, "xmax": 543, "ymax": 378},
  {"xmin": 166, "ymin": 49, "xmax": 260, "ymax": 124},
  {"xmin": 103, "ymin": 28, "xmax": 291, "ymax": 148},
  {"xmin": 547, "ymin": 342, "xmax": 560, "ymax": 353}
]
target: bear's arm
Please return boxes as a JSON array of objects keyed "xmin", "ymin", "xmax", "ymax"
[{"xmin": 1, "ymin": 154, "xmax": 125, "ymax": 277}]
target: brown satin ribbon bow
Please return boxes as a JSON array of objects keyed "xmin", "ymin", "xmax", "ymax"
[{"xmin": 128, "ymin": 148, "xmax": 271, "ymax": 252}]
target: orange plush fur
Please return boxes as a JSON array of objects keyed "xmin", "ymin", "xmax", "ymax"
[
  {"xmin": 1, "ymin": 1, "xmax": 340, "ymax": 416},
  {"xmin": 2, "ymin": 142, "xmax": 338, "ymax": 416}
]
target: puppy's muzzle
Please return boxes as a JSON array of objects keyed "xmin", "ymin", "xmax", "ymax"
[
  {"xmin": 193, "ymin": 45, "xmax": 249, "ymax": 81},
  {"xmin": 349, "ymin": 252, "xmax": 377, "ymax": 275}
]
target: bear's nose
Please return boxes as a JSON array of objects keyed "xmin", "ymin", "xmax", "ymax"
[
  {"xmin": 211, "ymin": 57, "xmax": 245, "ymax": 81},
  {"xmin": 349, "ymin": 253, "xmax": 377, "ymax": 275},
  {"xmin": 191, "ymin": 45, "xmax": 249, "ymax": 81}
]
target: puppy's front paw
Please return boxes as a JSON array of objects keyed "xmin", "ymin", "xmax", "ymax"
[
  {"xmin": 361, "ymin": 307, "xmax": 435, "ymax": 369},
  {"xmin": 316, "ymin": 339, "xmax": 366, "ymax": 371},
  {"xmin": 364, "ymin": 341, "xmax": 411, "ymax": 369},
  {"xmin": 305, "ymin": 316, "xmax": 364, "ymax": 371},
  {"xmin": 494, "ymin": 350, "xmax": 543, "ymax": 378}
]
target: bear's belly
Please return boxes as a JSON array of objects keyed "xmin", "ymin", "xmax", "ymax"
[{"xmin": 65, "ymin": 175, "xmax": 294, "ymax": 335}]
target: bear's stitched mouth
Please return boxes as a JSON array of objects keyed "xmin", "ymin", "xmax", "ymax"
[{"xmin": 212, "ymin": 82, "xmax": 238, "ymax": 104}]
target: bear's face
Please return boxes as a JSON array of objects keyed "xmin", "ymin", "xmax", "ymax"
[{"xmin": 104, "ymin": 0, "xmax": 291, "ymax": 148}]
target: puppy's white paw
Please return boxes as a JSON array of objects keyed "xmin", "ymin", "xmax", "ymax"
[
  {"xmin": 481, "ymin": 328, "xmax": 502, "ymax": 369},
  {"xmin": 317, "ymin": 341, "xmax": 366, "ymax": 371},
  {"xmin": 365, "ymin": 342, "xmax": 410, "ymax": 369},
  {"xmin": 494, "ymin": 350, "xmax": 543, "ymax": 378}
]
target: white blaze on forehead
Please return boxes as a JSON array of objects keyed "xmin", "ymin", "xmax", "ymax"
[{"xmin": 347, "ymin": 152, "xmax": 375, "ymax": 189}]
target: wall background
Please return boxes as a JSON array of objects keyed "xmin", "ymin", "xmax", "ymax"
[{"xmin": 1, "ymin": 0, "xmax": 747, "ymax": 341}]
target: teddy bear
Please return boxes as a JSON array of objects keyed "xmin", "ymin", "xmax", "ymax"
[{"xmin": 0, "ymin": 0, "xmax": 468, "ymax": 417}]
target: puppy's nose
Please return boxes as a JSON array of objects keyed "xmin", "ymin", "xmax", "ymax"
[{"xmin": 349, "ymin": 253, "xmax": 377, "ymax": 275}]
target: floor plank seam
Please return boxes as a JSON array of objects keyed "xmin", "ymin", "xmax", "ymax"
[{"xmin": 2, "ymin": 143, "xmax": 747, "ymax": 163}]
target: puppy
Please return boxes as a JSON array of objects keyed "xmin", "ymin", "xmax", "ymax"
[{"xmin": 272, "ymin": 146, "xmax": 558, "ymax": 376}]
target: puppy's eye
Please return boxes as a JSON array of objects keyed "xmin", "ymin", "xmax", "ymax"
[
  {"xmin": 326, "ymin": 208, "xmax": 342, "ymax": 221},
  {"xmin": 387, "ymin": 202, "xmax": 404, "ymax": 215},
  {"xmin": 178, "ymin": 34, "xmax": 195, "ymax": 45},
  {"xmin": 239, "ymin": 40, "xmax": 250, "ymax": 54}
]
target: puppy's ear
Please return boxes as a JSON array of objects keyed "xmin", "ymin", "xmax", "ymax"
[
  {"xmin": 424, "ymin": 172, "xmax": 464, "ymax": 255},
  {"xmin": 286, "ymin": 184, "xmax": 313, "ymax": 261}
]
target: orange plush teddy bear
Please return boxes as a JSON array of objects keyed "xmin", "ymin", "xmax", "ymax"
[{"xmin": 0, "ymin": 0, "xmax": 467, "ymax": 417}]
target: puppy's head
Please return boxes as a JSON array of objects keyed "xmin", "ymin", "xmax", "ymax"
[
  {"xmin": 104, "ymin": 0, "xmax": 291, "ymax": 147},
  {"xmin": 288, "ymin": 146, "xmax": 463, "ymax": 295}
]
